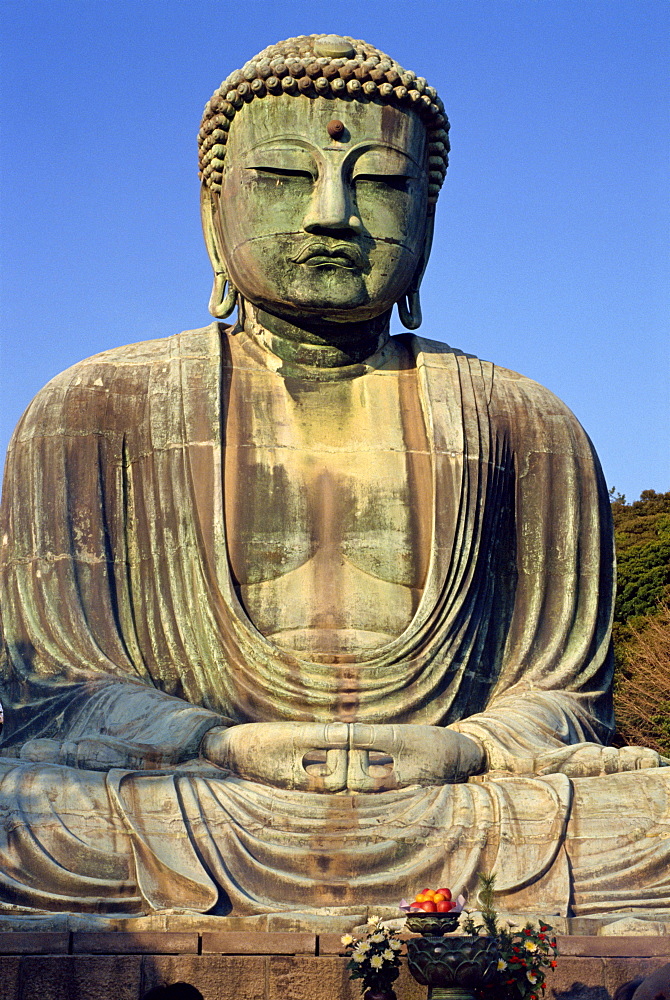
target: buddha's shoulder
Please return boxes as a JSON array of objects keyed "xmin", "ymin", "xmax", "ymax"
[
  {"xmin": 407, "ymin": 334, "xmax": 574, "ymax": 416},
  {"xmin": 28, "ymin": 324, "xmax": 220, "ymax": 400},
  {"xmin": 13, "ymin": 325, "xmax": 221, "ymax": 439}
]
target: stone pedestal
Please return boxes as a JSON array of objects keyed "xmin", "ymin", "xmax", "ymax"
[{"xmin": 0, "ymin": 930, "xmax": 668, "ymax": 1000}]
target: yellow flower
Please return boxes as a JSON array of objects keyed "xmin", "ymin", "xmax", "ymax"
[
  {"xmin": 389, "ymin": 940, "xmax": 402, "ymax": 951},
  {"xmin": 383, "ymin": 949, "xmax": 395, "ymax": 961},
  {"xmin": 497, "ymin": 959, "xmax": 508, "ymax": 971},
  {"xmin": 524, "ymin": 940, "xmax": 538, "ymax": 953},
  {"xmin": 370, "ymin": 955, "xmax": 384, "ymax": 970},
  {"xmin": 351, "ymin": 947, "xmax": 366, "ymax": 963},
  {"xmin": 370, "ymin": 932, "xmax": 386, "ymax": 943},
  {"xmin": 367, "ymin": 915, "xmax": 380, "ymax": 925},
  {"xmin": 358, "ymin": 940, "xmax": 371, "ymax": 952},
  {"xmin": 340, "ymin": 934, "xmax": 354, "ymax": 946}
]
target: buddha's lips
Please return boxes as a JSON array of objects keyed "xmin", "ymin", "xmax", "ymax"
[{"xmin": 289, "ymin": 241, "xmax": 365, "ymax": 269}]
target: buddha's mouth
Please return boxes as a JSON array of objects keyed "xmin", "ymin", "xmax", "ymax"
[{"xmin": 289, "ymin": 240, "xmax": 365, "ymax": 270}]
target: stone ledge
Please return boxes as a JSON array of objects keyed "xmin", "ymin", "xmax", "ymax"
[
  {"xmin": 557, "ymin": 935, "xmax": 670, "ymax": 957},
  {"xmin": 0, "ymin": 932, "xmax": 69, "ymax": 955},
  {"xmin": 1, "ymin": 931, "xmax": 668, "ymax": 958},
  {"xmin": 202, "ymin": 931, "xmax": 316, "ymax": 954},
  {"xmin": 71, "ymin": 931, "xmax": 199, "ymax": 954}
]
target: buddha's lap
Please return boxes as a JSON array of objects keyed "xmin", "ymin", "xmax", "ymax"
[{"xmin": 1, "ymin": 758, "xmax": 668, "ymax": 865}]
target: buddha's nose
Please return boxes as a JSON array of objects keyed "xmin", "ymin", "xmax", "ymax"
[{"xmin": 303, "ymin": 167, "xmax": 363, "ymax": 235}]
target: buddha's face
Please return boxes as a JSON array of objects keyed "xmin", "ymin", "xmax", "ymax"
[{"xmin": 212, "ymin": 95, "xmax": 429, "ymax": 322}]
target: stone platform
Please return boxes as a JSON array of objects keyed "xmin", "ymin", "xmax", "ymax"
[{"xmin": 1, "ymin": 931, "xmax": 669, "ymax": 1000}]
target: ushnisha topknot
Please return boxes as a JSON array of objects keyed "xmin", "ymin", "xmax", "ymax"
[{"xmin": 198, "ymin": 33, "xmax": 450, "ymax": 210}]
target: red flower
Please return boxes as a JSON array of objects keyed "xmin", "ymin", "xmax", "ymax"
[{"xmin": 550, "ymin": 961, "xmax": 557, "ymax": 968}]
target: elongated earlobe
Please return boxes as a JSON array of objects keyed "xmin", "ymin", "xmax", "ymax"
[
  {"xmin": 398, "ymin": 289, "xmax": 422, "ymax": 330},
  {"xmin": 201, "ymin": 184, "xmax": 238, "ymax": 319},
  {"xmin": 397, "ymin": 213, "xmax": 434, "ymax": 331},
  {"xmin": 208, "ymin": 270, "xmax": 238, "ymax": 319}
]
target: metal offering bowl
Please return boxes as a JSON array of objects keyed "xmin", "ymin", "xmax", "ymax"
[{"xmin": 404, "ymin": 912, "xmax": 461, "ymax": 936}]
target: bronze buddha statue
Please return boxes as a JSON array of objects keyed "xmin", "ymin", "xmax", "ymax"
[{"xmin": 0, "ymin": 34, "xmax": 667, "ymax": 923}]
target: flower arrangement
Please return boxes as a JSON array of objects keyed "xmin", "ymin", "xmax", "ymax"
[
  {"xmin": 341, "ymin": 915, "xmax": 404, "ymax": 997},
  {"xmin": 462, "ymin": 874, "xmax": 559, "ymax": 1000}
]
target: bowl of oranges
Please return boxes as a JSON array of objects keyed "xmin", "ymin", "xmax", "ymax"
[{"xmin": 400, "ymin": 887, "xmax": 465, "ymax": 935}]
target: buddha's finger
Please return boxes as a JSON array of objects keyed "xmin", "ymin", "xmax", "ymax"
[
  {"xmin": 617, "ymin": 746, "xmax": 663, "ymax": 770},
  {"xmin": 345, "ymin": 748, "xmax": 403, "ymax": 792},
  {"xmin": 346, "ymin": 749, "xmax": 372, "ymax": 792},
  {"xmin": 349, "ymin": 723, "xmax": 396, "ymax": 751},
  {"xmin": 292, "ymin": 722, "xmax": 349, "ymax": 751},
  {"xmin": 299, "ymin": 748, "xmax": 348, "ymax": 792},
  {"xmin": 19, "ymin": 739, "xmax": 61, "ymax": 764},
  {"xmin": 321, "ymin": 748, "xmax": 349, "ymax": 792}
]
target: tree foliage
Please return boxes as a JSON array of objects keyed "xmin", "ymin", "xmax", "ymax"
[
  {"xmin": 610, "ymin": 490, "xmax": 670, "ymax": 755},
  {"xmin": 611, "ymin": 489, "xmax": 670, "ymax": 622}
]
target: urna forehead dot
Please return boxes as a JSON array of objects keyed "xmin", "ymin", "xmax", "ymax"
[
  {"xmin": 327, "ymin": 119, "xmax": 345, "ymax": 139},
  {"xmin": 314, "ymin": 34, "xmax": 355, "ymax": 58}
]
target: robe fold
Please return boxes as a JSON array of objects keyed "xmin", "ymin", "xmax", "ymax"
[{"xmin": 1, "ymin": 323, "xmax": 668, "ymax": 918}]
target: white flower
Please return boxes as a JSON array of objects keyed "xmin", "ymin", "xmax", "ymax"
[
  {"xmin": 497, "ymin": 959, "xmax": 508, "ymax": 971},
  {"xmin": 383, "ymin": 949, "xmax": 395, "ymax": 961},
  {"xmin": 358, "ymin": 940, "xmax": 371, "ymax": 952},
  {"xmin": 367, "ymin": 915, "xmax": 380, "ymax": 925},
  {"xmin": 524, "ymin": 940, "xmax": 538, "ymax": 953},
  {"xmin": 370, "ymin": 954, "xmax": 384, "ymax": 970},
  {"xmin": 389, "ymin": 939, "xmax": 402, "ymax": 951},
  {"xmin": 341, "ymin": 934, "xmax": 354, "ymax": 946},
  {"xmin": 351, "ymin": 947, "xmax": 366, "ymax": 963},
  {"xmin": 527, "ymin": 971, "xmax": 538, "ymax": 984},
  {"xmin": 370, "ymin": 932, "xmax": 386, "ymax": 943}
]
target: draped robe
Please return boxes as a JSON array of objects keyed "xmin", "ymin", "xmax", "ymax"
[{"xmin": 1, "ymin": 323, "xmax": 668, "ymax": 918}]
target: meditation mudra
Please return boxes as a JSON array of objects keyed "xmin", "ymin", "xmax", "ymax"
[{"xmin": 1, "ymin": 34, "xmax": 668, "ymax": 921}]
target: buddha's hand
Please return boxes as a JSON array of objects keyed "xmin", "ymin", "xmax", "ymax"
[
  {"xmin": 200, "ymin": 722, "xmax": 485, "ymax": 793},
  {"xmin": 534, "ymin": 742, "xmax": 669, "ymax": 777},
  {"xmin": 346, "ymin": 724, "xmax": 486, "ymax": 792},
  {"xmin": 200, "ymin": 722, "xmax": 351, "ymax": 792}
]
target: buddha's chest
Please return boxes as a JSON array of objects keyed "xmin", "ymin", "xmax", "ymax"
[{"xmin": 222, "ymin": 359, "xmax": 432, "ymax": 647}]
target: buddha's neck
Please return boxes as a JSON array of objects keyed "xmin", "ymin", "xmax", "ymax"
[{"xmin": 241, "ymin": 302, "xmax": 390, "ymax": 371}]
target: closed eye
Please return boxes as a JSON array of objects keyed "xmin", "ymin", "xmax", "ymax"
[
  {"xmin": 354, "ymin": 174, "xmax": 413, "ymax": 193},
  {"xmin": 249, "ymin": 166, "xmax": 314, "ymax": 181}
]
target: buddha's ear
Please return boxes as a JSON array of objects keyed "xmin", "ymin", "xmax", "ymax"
[
  {"xmin": 398, "ymin": 213, "xmax": 434, "ymax": 331},
  {"xmin": 201, "ymin": 184, "xmax": 238, "ymax": 319}
]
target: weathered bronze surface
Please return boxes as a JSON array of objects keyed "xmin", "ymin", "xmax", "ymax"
[{"xmin": 0, "ymin": 33, "xmax": 668, "ymax": 924}]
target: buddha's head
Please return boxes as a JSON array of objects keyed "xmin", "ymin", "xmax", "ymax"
[{"xmin": 200, "ymin": 34, "xmax": 449, "ymax": 333}]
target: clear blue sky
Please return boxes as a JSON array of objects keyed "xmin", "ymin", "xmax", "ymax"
[{"xmin": 1, "ymin": 0, "xmax": 668, "ymax": 500}]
